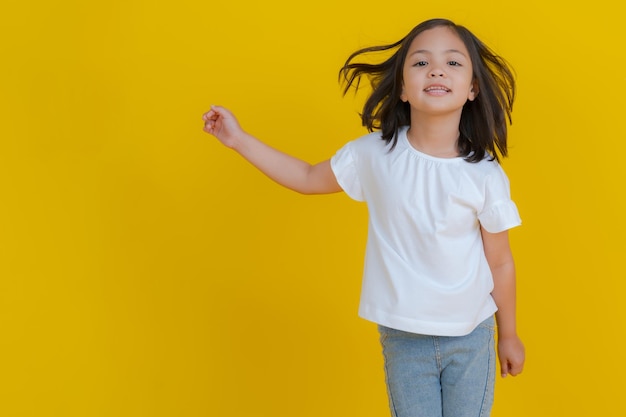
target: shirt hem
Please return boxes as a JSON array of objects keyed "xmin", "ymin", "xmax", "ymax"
[{"xmin": 358, "ymin": 304, "xmax": 498, "ymax": 337}]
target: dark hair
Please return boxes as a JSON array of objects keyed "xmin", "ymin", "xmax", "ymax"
[{"xmin": 339, "ymin": 18, "xmax": 515, "ymax": 162}]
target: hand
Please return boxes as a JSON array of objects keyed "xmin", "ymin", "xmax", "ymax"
[
  {"xmin": 497, "ymin": 334, "xmax": 525, "ymax": 377},
  {"xmin": 202, "ymin": 105, "xmax": 244, "ymax": 148}
]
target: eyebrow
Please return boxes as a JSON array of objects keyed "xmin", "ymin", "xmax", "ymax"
[{"xmin": 410, "ymin": 49, "xmax": 468, "ymax": 57}]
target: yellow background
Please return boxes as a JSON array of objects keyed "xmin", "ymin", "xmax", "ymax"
[{"xmin": 1, "ymin": 0, "xmax": 624, "ymax": 416}]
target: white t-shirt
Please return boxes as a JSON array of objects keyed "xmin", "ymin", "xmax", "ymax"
[{"xmin": 330, "ymin": 126, "xmax": 521, "ymax": 336}]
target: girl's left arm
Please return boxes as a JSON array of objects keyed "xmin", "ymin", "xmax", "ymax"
[{"xmin": 481, "ymin": 227, "xmax": 525, "ymax": 378}]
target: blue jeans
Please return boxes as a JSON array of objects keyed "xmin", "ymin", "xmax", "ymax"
[{"xmin": 378, "ymin": 316, "xmax": 496, "ymax": 417}]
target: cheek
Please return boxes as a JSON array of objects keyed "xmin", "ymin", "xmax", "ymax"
[{"xmin": 400, "ymin": 76, "xmax": 420, "ymax": 96}]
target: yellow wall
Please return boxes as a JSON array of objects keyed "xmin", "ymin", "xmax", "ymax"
[{"xmin": 1, "ymin": 1, "xmax": 624, "ymax": 416}]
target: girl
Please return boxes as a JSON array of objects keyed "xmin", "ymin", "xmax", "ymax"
[{"xmin": 203, "ymin": 18, "xmax": 524, "ymax": 417}]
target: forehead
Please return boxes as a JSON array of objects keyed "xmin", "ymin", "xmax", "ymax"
[{"xmin": 407, "ymin": 26, "xmax": 469, "ymax": 55}]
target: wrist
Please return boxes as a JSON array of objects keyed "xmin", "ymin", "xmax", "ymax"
[
  {"xmin": 229, "ymin": 131, "xmax": 251, "ymax": 152},
  {"xmin": 496, "ymin": 327, "xmax": 519, "ymax": 340}
]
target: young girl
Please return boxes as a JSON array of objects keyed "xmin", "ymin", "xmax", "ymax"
[{"xmin": 203, "ymin": 18, "xmax": 524, "ymax": 417}]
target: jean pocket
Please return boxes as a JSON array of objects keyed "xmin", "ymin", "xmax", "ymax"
[
  {"xmin": 378, "ymin": 325, "xmax": 390, "ymax": 345},
  {"xmin": 477, "ymin": 315, "xmax": 496, "ymax": 331}
]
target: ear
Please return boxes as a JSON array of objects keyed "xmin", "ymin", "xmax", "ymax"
[
  {"xmin": 400, "ymin": 89, "xmax": 408, "ymax": 102},
  {"xmin": 400, "ymin": 82, "xmax": 408, "ymax": 102},
  {"xmin": 468, "ymin": 80, "xmax": 479, "ymax": 101}
]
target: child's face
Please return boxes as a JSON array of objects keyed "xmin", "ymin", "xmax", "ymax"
[{"xmin": 400, "ymin": 26, "xmax": 477, "ymax": 117}]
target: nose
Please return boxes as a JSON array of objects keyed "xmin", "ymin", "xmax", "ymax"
[{"xmin": 429, "ymin": 68, "xmax": 445, "ymax": 78}]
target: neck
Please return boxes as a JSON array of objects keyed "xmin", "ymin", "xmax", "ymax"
[{"xmin": 407, "ymin": 113, "xmax": 462, "ymax": 158}]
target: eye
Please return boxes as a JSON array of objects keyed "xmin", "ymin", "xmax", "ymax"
[
  {"xmin": 448, "ymin": 61, "xmax": 461, "ymax": 66},
  {"xmin": 413, "ymin": 61, "xmax": 428, "ymax": 67}
]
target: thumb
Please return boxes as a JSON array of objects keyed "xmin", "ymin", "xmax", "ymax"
[
  {"xmin": 202, "ymin": 105, "xmax": 227, "ymax": 121},
  {"xmin": 210, "ymin": 104, "xmax": 232, "ymax": 118}
]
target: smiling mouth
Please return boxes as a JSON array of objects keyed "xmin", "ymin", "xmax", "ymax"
[{"xmin": 424, "ymin": 86, "xmax": 450, "ymax": 92}]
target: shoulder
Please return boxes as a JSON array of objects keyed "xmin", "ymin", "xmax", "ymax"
[
  {"xmin": 350, "ymin": 130, "xmax": 386, "ymax": 149},
  {"xmin": 347, "ymin": 128, "xmax": 405, "ymax": 155},
  {"xmin": 333, "ymin": 130, "xmax": 388, "ymax": 161},
  {"xmin": 457, "ymin": 156, "xmax": 514, "ymax": 196},
  {"xmin": 467, "ymin": 158, "xmax": 515, "ymax": 202},
  {"xmin": 463, "ymin": 155, "xmax": 508, "ymax": 177}
]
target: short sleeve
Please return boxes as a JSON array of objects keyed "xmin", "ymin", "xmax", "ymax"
[
  {"xmin": 330, "ymin": 142, "xmax": 365, "ymax": 201},
  {"xmin": 477, "ymin": 165, "xmax": 522, "ymax": 233}
]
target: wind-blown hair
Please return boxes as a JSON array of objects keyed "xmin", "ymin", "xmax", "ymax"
[{"xmin": 339, "ymin": 18, "xmax": 515, "ymax": 162}]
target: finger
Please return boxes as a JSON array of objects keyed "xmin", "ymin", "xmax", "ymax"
[
  {"xmin": 207, "ymin": 105, "xmax": 222, "ymax": 117},
  {"xmin": 500, "ymin": 359, "xmax": 510, "ymax": 378},
  {"xmin": 203, "ymin": 119, "xmax": 215, "ymax": 133},
  {"xmin": 202, "ymin": 109, "xmax": 216, "ymax": 121},
  {"xmin": 508, "ymin": 361, "xmax": 524, "ymax": 377},
  {"xmin": 210, "ymin": 105, "xmax": 232, "ymax": 120},
  {"xmin": 202, "ymin": 104, "xmax": 222, "ymax": 119}
]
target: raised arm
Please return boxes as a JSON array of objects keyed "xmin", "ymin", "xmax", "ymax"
[
  {"xmin": 202, "ymin": 105, "xmax": 342, "ymax": 195},
  {"xmin": 480, "ymin": 227, "xmax": 525, "ymax": 378}
]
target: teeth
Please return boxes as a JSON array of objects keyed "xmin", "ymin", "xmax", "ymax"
[{"xmin": 426, "ymin": 86, "xmax": 449, "ymax": 92}]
